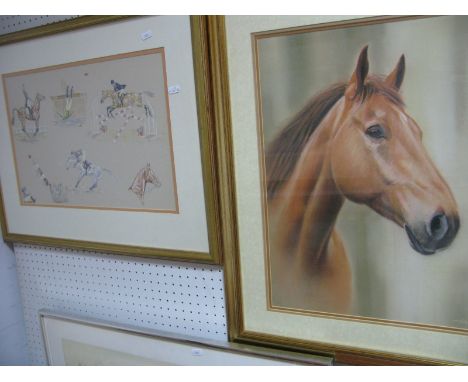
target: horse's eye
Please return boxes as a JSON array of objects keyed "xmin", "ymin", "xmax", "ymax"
[{"xmin": 365, "ymin": 124, "xmax": 386, "ymax": 140}]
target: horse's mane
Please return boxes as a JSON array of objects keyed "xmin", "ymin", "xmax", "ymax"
[{"xmin": 266, "ymin": 77, "xmax": 403, "ymax": 199}]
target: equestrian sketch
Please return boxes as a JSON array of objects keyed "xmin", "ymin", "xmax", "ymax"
[
  {"xmin": 49, "ymin": 84, "xmax": 87, "ymax": 127},
  {"xmin": 94, "ymin": 80, "xmax": 157, "ymax": 142},
  {"xmin": 11, "ymin": 85, "xmax": 46, "ymax": 138},
  {"xmin": 28, "ymin": 154, "xmax": 69, "ymax": 203},
  {"xmin": 129, "ymin": 163, "xmax": 162, "ymax": 205},
  {"xmin": 66, "ymin": 149, "xmax": 110, "ymax": 192},
  {"xmin": 4, "ymin": 48, "xmax": 177, "ymax": 212}
]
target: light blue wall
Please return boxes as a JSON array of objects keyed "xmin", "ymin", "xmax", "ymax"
[
  {"xmin": 0, "ymin": 228, "xmax": 29, "ymax": 365},
  {"xmin": 0, "ymin": 15, "xmax": 78, "ymax": 365}
]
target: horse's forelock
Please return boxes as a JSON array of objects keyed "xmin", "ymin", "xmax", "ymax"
[{"xmin": 357, "ymin": 76, "xmax": 404, "ymax": 107}]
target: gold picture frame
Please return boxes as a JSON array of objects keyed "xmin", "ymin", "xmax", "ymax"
[
  {"xmin": 40, "ymin": 310, "xmax": 330, "ymax": 365},
  {"xmin": 213, "ymin": 15, "xmax": 468, "ymax": 365},
  {"xmin": 0, "ymin": 16, "xmax": 224, "ymax": 264}
]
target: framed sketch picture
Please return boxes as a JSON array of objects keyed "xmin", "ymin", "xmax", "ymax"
[
  {"xmin": 215, "ymin": 16, "xmax": 468, "ymax": 364},
  {"xmin": 0, "ymin": 16, "xmax": 224, "ymax": 263},
  {"xmin": 39, "ymin": 311, "xmax": 329, "ymax": 365}
]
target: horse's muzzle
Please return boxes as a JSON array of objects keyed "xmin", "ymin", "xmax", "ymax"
[{"xmin": 404, "ymin": 213, "xmax": 460, "ymax": 255}]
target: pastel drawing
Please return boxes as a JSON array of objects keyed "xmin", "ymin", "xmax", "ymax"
[{"xmin": 266, "ymin": 46, "xmax": 460, "ymax": 314}]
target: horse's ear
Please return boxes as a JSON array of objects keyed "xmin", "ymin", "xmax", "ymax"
[
  {"xmin": 345, "ymin": 45, "xmax": 369, "ymax": 100},
  {"xmin": 385, "ymin": 54, "xmax": 405, "ymax": 91}
]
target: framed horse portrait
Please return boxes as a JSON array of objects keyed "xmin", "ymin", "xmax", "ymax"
[
  {"xmin": 216, "ymin": 16, "xmax": 468, "ymax": 364},
  {"xmin": 0, "ymin": 16, "xmax": 225, "ymax": 264}
]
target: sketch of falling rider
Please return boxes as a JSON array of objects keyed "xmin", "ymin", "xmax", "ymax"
[
  {"xmin": 22, "ymin": 84, "xmax": 34, "ymax": 119},
  {"xmin": 65, "ymin": 85, "xmax": 74, "ymax": 116},
  {"xmin": 20, "ymin": 187, "xmax": 36, "ymax": 203}
]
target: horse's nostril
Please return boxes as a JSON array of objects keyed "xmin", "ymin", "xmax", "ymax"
[{"xmin": 428, "ymin": 213, "xmax": 449, "ymax": 241}]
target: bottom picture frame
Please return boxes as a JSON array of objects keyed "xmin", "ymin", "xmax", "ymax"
[{"xmin": 39, "ymin": 311, "xmax": 331, "ymax": 366}]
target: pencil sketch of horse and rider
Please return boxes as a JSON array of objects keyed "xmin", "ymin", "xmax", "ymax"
[
  {"xmin": 65, "ymin": 149, "xmax": 111, "ymax": 192},
  {"xmin": 12, "ymin": 83, "xmax": 84, "ymax": 136},
  {"xmin": 11, "ymin": 85, "xmax": 46, "ymax": 139},
  {"xmin": 93, "ymin": 79, "xmax": 158, "ymax": 142}
]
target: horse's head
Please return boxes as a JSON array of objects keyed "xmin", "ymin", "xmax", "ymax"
[
  {"xmin": 145, "ymin": 165, "xmax": 162, "ymax": 188},
  {"xmin": 329, "ymin": 46, "xmax": 459, "ymax": 255}
]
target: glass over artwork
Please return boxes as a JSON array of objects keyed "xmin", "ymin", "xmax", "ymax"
[
  {"xmin": 255, "ymin": 16, "xmax": 468, "ymax": 332},
  {"xmin": 3, "ymin": 48, "xmax": 178, "ymax": 213}
]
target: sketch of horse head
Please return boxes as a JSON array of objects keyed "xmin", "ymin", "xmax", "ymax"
[{"xmin": 129, "ymin": 163, "xmax": 162, "ymax": 204}]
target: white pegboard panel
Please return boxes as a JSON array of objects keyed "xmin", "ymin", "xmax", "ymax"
[
  {"xmin": 0, "ymin": 16, "xmax": 78, "ymax": 35},
  {"xmin": 14, "ymin": 243, "xmax": 227, "ymax": 365}
]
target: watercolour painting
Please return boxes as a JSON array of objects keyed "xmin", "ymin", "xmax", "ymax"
[{"xmin": 3, "ymin": 48, "xmax": 178, "ymax": 213}]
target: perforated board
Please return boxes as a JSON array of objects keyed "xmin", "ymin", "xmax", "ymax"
[
  {"xmin": 14, "ymin": 244, "xmax": 227, "ymax": 365},
  {"xmin": 0, "ymin": 16, "xmax": 78, "ymax": 35}
]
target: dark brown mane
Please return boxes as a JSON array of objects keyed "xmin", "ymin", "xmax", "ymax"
[{"xmin": 266, "ymin": 77, "xmax": 404, "ymax": 199}]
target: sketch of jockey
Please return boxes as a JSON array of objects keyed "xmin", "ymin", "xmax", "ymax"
[
  {"xmin": 111, "ymin": 80, "xmax": 127, "ymax": 107},
  {"xmin": 82, "ymin": 159, "xmax": 92, "ymax": 175},
  {"xmin": 22, "ymin": 84, "xmax": 34, "ymax": 119}
]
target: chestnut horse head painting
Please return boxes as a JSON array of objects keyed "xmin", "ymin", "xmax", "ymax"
[{"xmin": 266, "ymin": 46, "xmax": 460, "ymax": 314}]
